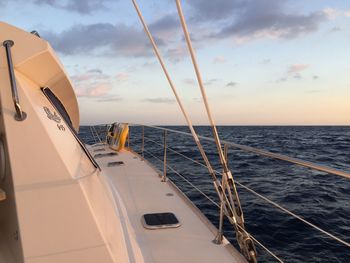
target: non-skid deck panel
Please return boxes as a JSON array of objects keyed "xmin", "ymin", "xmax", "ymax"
[{"xmin": 92, "ymin": 144, "xmax": 246, "ymax": 263}]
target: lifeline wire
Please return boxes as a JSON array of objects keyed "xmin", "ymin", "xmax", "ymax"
[
  {"xmin": 143, "ymin": 134, "xmax": 350, "ymax": 250},
  {"xmin": 142, "ymin": 148, "xmax": 284, "ymax": 263}
]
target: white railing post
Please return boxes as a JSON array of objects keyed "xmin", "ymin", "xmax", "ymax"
[{"xmin": 162, "ymin": 130, "xmax": 167, "ymax": 182}]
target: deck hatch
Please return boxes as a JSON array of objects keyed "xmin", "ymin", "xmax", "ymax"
[
  {"xmin": 142, "ymin": 212, "xmax": 180, "ymax": 229},
  {"xmin": 108, "ymin": 161, "xmax": 124, "ymax": 167},
  {"xmin": 94, "ymin": 152, "xmax": 118, "ymax": 158}
]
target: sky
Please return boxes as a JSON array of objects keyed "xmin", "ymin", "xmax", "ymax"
[{"xmin": 1, "ymin": 0, "xmax": 349, "ymax": 125}]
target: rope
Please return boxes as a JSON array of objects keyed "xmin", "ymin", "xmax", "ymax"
[{"xmin": 143, "ymin": 136, "xmax": 350, "ymax": 249}]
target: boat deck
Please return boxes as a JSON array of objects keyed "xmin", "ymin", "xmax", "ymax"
[{"xmin": 92, "ymin": 144, "xmax": 246, "ymax": 263}]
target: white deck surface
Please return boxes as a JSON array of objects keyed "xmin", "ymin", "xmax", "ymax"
[{"xmin": 93, "ymin": 145, "xmax": 246, "ymax": 263}]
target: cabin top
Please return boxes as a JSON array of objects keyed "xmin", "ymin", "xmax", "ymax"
[{"xmin": 0, "ymin": 22, "xmax": 80, "ymax": 131}]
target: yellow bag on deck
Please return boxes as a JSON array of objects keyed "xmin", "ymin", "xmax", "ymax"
[{"xmin": 107, "ymin": 123, "xmax": 129, "ymax": 151}]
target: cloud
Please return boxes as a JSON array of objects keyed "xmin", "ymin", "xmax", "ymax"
[
  {"xmin": 261, "ymin": 59, "xmax": 271, "ymax": 64},
  {"xmin": 70, "ymin": 69, "xmax": 120, "ymax": 101},
  {"xmin": 213, "ymin": 56, "xmax": 226, "ymax": 64},
  {"xmin": 313, "ymin": 75, "xmax": 320, "ymax": 80},
  {"xmin": 87, "ymin": 68, "xmax": 103, "ymax": 74},
  {"xmin": 96, "ymin": 95, "xmax": 122, "ymax": 102},
  {"xmin": 306, "ymin": 89, "xmax": 322, "ymax": 94},
  {"xmin": 293, "ymin": 73, "xmax": 302, "ymax": 80},
  {"xmin": 42, "ymin": 23, "xmax": 155, "ymax": 57},
  {"xmin": 188, "ymin": 0, "xmax": 241, "ymax": 21},
  {"xmin": 75, "ymin": 83, "xmax": 111, "ymax": 98},
  {"xmin": 71, "ymin": 70, "xmax": 110, "ymax": 83},
  {"xmin": 34, "ymin": 0, "xmax": 111, "ymax": 14},
  {"xmin": 116, "ymin": 72, "xmax": 128, "ymax": 81},
  {"xmin": 204, "ymin": 79, "xmax": 219, "ymax": 86},
  {"xmin": 149, "ymin": 14, "xmax": 179, "ymax": 34},
  {"xmin": 287, "ymin": 64, "xmax": 310, "ymax": 74},
  {"xmin": 183, "ymin": 78, "xmax": 196, "ymax": 85},
  {"xmin": 226, "ymin": 81, "xmax": 237, "ymax": 87},
  {"xmin": 322, "ymin": 8, "xmax": 341, "ymax": 20},
  {"xmin": 142, "ymin": 98, "xmax": 175, "ymax": 104},
  {"xmin": 276, "ymin": 77, "xmax": 287, "ymax": 83},
  {"xmin": 329, "ymin": 26, "xmax": 341, "ymax": 33},
  {"xmin": 190, "ymin": 0, "xmax": 328, "ymax": 41},
  {"xmin": 275, "ymin": 64, "xmax": 310, "ymax": 82},
  {"xmin": 166, "ymin": 45, "xmax": 188, "ymax": 62}
]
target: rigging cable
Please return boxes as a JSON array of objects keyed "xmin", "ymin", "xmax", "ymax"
[
  {"xmin": 175, "ymin": 1, "xmax": 257, "ymax": 261},
  {"xmin": 131, "ymin": 0, "xmax": 256, "ymax": 261},
  {"xmin": 131, "ymin": 0, "xmax": 237, "ymax": 234},
  {"xmin": 143, "ymin": 148, "xmax": 284, "ymax": 263}
]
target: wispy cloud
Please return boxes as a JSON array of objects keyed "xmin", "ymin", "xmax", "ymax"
[
  {"xmin": 34, "ymin": 0, "xmax": 111, "ymax": 14},
  {"xmin": 142, "ymin": 98, "xmax": 175, "ymax": 104},
  {"xmin": 204, "ymin": 79, "xmax": 219, "ymax": 86},
  {"xmin": 293, "ymin": 73, "xmax": 302, "ymax": 80},
  {"xmin": 329, "ymin": 26, "xmax": 341, "ymax": 33},
  {"xmin": 261, "ymin": 59, "xmax": 271, "ymax": 64},
  {"xmin": 276, "ymin": 77, "xmax": 287, "ymax": 83},
  {"xmin": 96, "ymin": 95, "xmax": 122, "ymax": 102},
  {"xmin": 213, "ymin": 56, "xmax": 226, "ymax": 64},
  {"xmin": 116, "ymin": 72, "xmax": 128, "ymax": 81},
  {"xmin": 71, "ymin": 69, "xmax": 121, "ymax": 101},
  {"xmin": 275, "ymin": 64, "xmax": 310, "ymax": 83},
  {"xmin": 287, "ymin": 64, "xmax": 310, "ymax": 74},
  {"xmin": 166, "ymin": 45, "xmax": 188, "ymax": 62},
  {"xmin": 306, "ymin": 89, "xmax": 322, "ymax": 94},
  {"xmin": 226, "ymin": 81, "xmax": 237, "ymax": 87},
  {"xmin": 322, "ymin": 8, "xmax": 342, "ymax": 20},
  {"xmin": 75, "ymin": 83, "xmax": 111, "ymax": 98},
  {"xmin": 183, "ymin": 78, "xmax": 196, "ymax": 85}
]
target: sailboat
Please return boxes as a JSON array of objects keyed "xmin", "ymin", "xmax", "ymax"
[
  {"xmin": 1, "ymin": 1, "xmax": 349, "ymax": 262},
  {"xmin": 0, "ymin": 20, "xmax": 251, "ymax": 263}
]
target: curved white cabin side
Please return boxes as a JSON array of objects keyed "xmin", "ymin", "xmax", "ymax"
[
  {"xmin": 0, "ymin": 22, "xmax": 246, "ymax": 263},
  {"xmin": 0, "ymin": 22, "xmax": 143, "ymax": 263}
]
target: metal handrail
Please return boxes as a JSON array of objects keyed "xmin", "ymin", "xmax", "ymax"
[
  {"xmin": 2, "ymin": 40, "xmax": 27, "ymax": 121},
  {"xmin": 138, "ymin": 130, "xmax": 350, "ymax": 262},
  {"xmin": 90, "ymin": 124, "xmax": 349, "ymax": 261},
  {"xmin": 131, "ymin": 124, "xmax": 350, "ymax": 180}
]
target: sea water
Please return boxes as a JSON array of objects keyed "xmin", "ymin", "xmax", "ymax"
[{"xmin": 79, "ymin": 125, "xmax": 350, "ymax": 263}]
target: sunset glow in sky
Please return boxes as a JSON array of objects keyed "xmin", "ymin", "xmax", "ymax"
[{"xmin": 1, "ymin": 0, "xmax": 349, "ymax": 125}]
